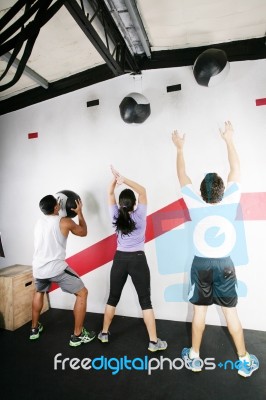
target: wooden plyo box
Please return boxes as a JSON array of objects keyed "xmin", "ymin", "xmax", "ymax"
[{"xmin": 0, "ymin": 264, "xmax": 49, "ymax": 331}]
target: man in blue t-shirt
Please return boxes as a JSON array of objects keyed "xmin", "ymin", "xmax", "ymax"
[{"xmin": 172, "ymin": 121, "xmax": 258, "ymax": 378}]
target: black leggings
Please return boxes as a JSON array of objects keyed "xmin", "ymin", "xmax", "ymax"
[{"xmin": 107, "ymin": 250, "xmax": 152, "ymax": 310}]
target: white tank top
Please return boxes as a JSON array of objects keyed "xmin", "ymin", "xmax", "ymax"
[{"xmin": 32, "ymin": 215, "xmax": 68, "ymax": 279}]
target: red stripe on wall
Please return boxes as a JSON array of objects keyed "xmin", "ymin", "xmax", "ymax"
[
  {"xmin": 28, "ymin": 132, "xmax": 38, "ymax": 139},
  {"xmin": 50, "ymin": 234, "xmax": 117, "ymax": 291},
  {"xmin": 239, "ymin": 192, "xmax": 266, "ymax": 220},
  {"xmin": 145, "ymin": 197, "xmax": 189, "ymax": 241},
  {"xmin": 49, "ymin": 198, "xmax": 189, "ymax": 291},
  {"xmin": 255, "ymin": 98, "xmax": 266, "ymax": 106}
]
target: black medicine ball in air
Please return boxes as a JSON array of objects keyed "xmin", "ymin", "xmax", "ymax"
[
  {"xmin": 119, "ymin": 92, "xmax": 151, "ymax": 124},
  {"xmin": 56, "ymin": 190, "xmax": 81, "ymax": 218},
  {"xmin": 193, "ymin": 48, "xmax": 230, "ymax": 87}
]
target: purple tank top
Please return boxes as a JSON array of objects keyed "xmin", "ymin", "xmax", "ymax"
[{"xmin": 110, "ymin": 203, "xmax": 147, "ymax": 251}]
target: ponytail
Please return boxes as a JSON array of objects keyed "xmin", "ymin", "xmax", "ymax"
[{"xmin": 113, "ymin": 189, "xmax": 136, "ymax": 235}]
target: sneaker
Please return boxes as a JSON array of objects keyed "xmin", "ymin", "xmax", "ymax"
[
  {"xmin": 69, "ymin": 327, "xmax": 96, "ymax": 347},
  {"xmin": 148, "ymin": 338, "xmax": 167, "ymax": 352},
  {"xmin": 181, "ymin": 347, "xmax": 202, "ymax": 372},
  {"xmin": 29, "ymin": 322, "xmax": 44, "ymax": 340},
  {"xmin": 98, "ymin": 331, "xmax": 110, "ymax": 343},
  {"xmin": 238, "ymin": 354, "xmax": 259, "ymax": 378}
]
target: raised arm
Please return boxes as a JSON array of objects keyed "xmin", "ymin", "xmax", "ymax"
[
  {"xmin": 108, "ymin": 178, "xmax": 117, "ymax": 205},
  {"xmin": 110, "ymin": 165, "xmax": 147, "ymax": 204},
  {"xmin": 60, "ymin": 199, "xmax": 87, "ymax": 237},
  {"xmin": 220, "ymin": 121, "xmax": 240, "ymax": 183},
  {"xmin": 172, "ymin": 130, "xmax": 192, "ymax": 187}
]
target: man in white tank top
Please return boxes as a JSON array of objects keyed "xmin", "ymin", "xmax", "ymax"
[{"xmin": 30, "ymin": 195, "xmax": 95, "ymax": 347}]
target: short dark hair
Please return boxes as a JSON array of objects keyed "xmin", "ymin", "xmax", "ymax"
[
  {"xmin": 200, "ymin": 173, "xmax": 225, "ymax": 203},
  {"xmin": 39, "ymin": 195, "xmax": 57, "ymax": 215}
]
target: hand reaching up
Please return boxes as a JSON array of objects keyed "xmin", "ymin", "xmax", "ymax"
[
  {"xmin": 172, "ymin": 130, "xmax": 185, "ymax": 151},
  {"xmin": 220, "ymin": 121, "xmax": 234, "ymax": 142},
  {"xmin": 110, "ymin": 165, "xmax": 124, "ymax": 185}
]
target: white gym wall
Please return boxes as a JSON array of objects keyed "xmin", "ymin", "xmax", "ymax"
[{"xmin": 0, "ymin": 59, "xmax": 265, "ymax": 331}]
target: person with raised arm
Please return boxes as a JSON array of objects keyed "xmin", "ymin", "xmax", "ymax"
[
  {"xmin": 98, "ymin": 166, "xmax": 167, "ymax": 352},
  {"xmin": 172, "ymin": 121, "xmax": 259, "ymax": 377}
]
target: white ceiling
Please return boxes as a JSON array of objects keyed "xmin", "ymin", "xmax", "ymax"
[
  {"xmin": 0, "ymin": 0, "xmax": 266, "ymax": 109},
  {"xmin": 138, "ymin": 0, "xmax": 266, "ymax": 50}
]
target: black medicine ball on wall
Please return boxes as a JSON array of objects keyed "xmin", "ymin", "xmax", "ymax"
[
  {"xmin": 56, "ymin": 190, "xmax": 81, "ymax": 218},
  {"xmin": 193, "ymin": 48, "xmax": 230, "ymax": 87},
  {"xmin": 119, "ymin": 92, "xmax": 151, "ymax": 124}
]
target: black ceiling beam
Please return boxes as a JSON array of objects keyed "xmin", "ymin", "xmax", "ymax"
[
  {"xmin": 139, "ymin": 37, "xmax": 266, "ymax": 70},
  {"xmin": 1, "ymin": 36, "xmax": 265, "ymax": 116},
  {"xmin": 0, "ymin": 0, "xmax": 66, "ymax": 92},
  {"xmin": 90, "ymin": 0, "xmax": 142, "ymax": 73},
  {"xmin": 0, "ymin": 0, "xmax": 66, "ymax": 57},
  {"xmin": 64, "ymin": 0, "xmax": 140, "ymax": 76},
  {"xmin": 0, "ymin": 64, "xmax": 113, "ymax": 116},
  {"xmin": 65, "ymin": 0, "xmax": 122, "ymax": 75}
]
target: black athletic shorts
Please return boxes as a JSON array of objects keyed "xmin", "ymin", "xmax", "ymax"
[{"xmin": 188, "ymin": 256, "xmax": 238, "ymax": 307}]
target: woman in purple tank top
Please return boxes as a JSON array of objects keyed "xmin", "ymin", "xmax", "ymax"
[{"xmin": 97, "ymin": 166, "xmax": 167, "ymax": 352}]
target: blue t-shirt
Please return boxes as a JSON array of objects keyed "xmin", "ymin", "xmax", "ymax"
[{"xmin": 110, "ymin": 203, "xmax": 147, "ymax": 251}]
